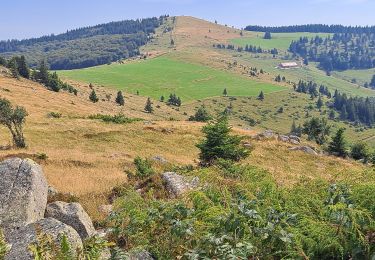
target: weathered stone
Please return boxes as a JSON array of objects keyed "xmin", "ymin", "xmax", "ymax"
[
  {"xmin": 289, "ymin": 139, "xmax": 300, "ymax": 145},
  {"xmin": 151, "ymin": 155, "xmax": 168, "ymax": 164},
  {"xmin": 5, "ymin": 218, "xmax": 82, "ymax": 260},
  {"xmin": 45, "ymin": 201, "xmax": 95, "ymax": 239},
  {"xmin": 289, "ymin": 146, "xmax": 318, "ymax": 155},
  {"xmin": 161, "ymin": 172, "xmax": 198, "ymax": 198},
  {"xmin": 278, "ymin": 135, "xmax": 290, "ymax": 142},
  {"xmin": 243, "ymin": 142, "xmax": 252, "ymax": 148},
  {"xmin": 0, "ymin": 158, "xmax": 48, "ymax": 232},
  {"xmin": 289, "ymin": 135, "xmax": 301, "ymax": 143},
  {"xmin": 263, "ymin": 130, "xmax": 275, "ymax": 138}
]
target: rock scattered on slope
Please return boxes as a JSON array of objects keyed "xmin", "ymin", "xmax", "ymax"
[
  {"xmin": 0, "ymin": 158, "xmax": 48, "ymax": 232},
  {"xmin": 45, "ymin": 201, "xmax": 96, "ymax": 239},
  {"xmin": 5, "ymin": 218, "xmax": 82, "ymax": 260},
  {"xmin": 289, "ymin": 146, "xmax": 318, "ymax": 155},
  {"xmin": 162, "ymin": 172, "xmax": 199, "ymax": 198}
]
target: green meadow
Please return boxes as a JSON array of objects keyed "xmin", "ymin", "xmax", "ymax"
[
  {"xmin": 59, "ymin": 56, "xmax": 285, "ymax": 102},
  {"xmin": 232, "ymin": 32, "xmax": 332, "ymax": 51}
]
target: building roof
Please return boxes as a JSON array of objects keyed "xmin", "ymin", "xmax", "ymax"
[{"xmin": 279, "ymin": 62, "xmax": 299, "ymax": 67}]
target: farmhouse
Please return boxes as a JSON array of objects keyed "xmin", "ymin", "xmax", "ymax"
[{"xmin": 278, "ymin": 62, "xmax": 300, "ymax": 69}]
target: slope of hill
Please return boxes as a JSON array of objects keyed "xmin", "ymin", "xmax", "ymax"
[
  {"xmin": 0, "ymin": 16, "xmax": 165, "ymax": 70},
  {"xmin": 0, "ymin": 70, "xmax": 367, "ymax": 222}
]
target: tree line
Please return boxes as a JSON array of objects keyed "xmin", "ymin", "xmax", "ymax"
[
  {"xmin": 245, "ymin": 24, "xmax": 375, "ymax": 34},
  {"xmin": 289, "ymin": 33, "xmax": 375, "ymax": 72},
  {"xmin": 0, "ymin": 16, "xmax": 166, "ymax": 70},
  {"xmin": 213, "ymin": 43, "xmax": 278, "ymax": 55},
  {"xmin": 0, "ymin": 55, "xmax": 77, "ymax": 94}
]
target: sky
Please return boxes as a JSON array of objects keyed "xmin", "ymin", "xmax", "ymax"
[{"xmin": 1, "ymin": 0, "xmax": 374, "ymax": 40}]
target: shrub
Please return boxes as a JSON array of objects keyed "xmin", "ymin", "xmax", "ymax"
[
  {"xmin": 134, "ymin": 156, "xmax": 155, "ymax": 178},
  {"xmin": 88, "ymin": 114, "xmax": 140, "ymax": 124},
  {"xmin": 47, "ymin": 112, "xmax": 62, "ymax": 118},
  {"xmin": 351, "ymin": 142, "xmax": 371, "ymax": 162}
]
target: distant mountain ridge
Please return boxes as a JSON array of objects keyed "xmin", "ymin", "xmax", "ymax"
[
  {"xmin": 245, "ymin": 24, "xmax": 375, "ymax": 34},
  {"xmin": 0, "ymin": 16, "xmax": 167, "ymax": 70}
]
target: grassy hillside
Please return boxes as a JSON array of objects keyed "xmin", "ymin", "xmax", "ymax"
[
  {"xmin": 59, "ymin": 56, "xmax": 285, "ymax": 102},
  {"xmin": 231, "ymin": 32, "xmax": 331, "ymax": 51},
  {"xmin": 0, "ymin": 73, "xmax": 368, "ymax": 221}
]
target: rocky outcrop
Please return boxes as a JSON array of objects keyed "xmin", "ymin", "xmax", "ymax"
[
  {"xmin": 289, "ymin": 146, "xmax": 318, "ymax": 155},
  {"xmin": 5, "ymin": 218, "xmax": 82, "ymax": 260},
  {"xmin": 45, "ymin": 201, "xmax": 96, "ymax": 239},
  {"xmin": 0, "ymin": 158, "xmax": 48, "ymax": 232},
  {"xmin": 162, "ymin": 172, "xmax": 199, "ymax": 198},
  {"xmin": 254, "ymin": 130, "xmax": 301, "ymax": 145}
]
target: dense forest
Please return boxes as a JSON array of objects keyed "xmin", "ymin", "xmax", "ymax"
[
  {"xmin": 0, "ymin": 16, "xmax": 167, "ymax": 70},
  {"xmin": 289, "ymin": 33, "xmax": 375, "ymax": 72},
  {"xmin": 333, "ymin": 90, "xmax": 375, "ymax": 125},
  {"xmin": 245, "ymin": 24, "xmax": 375, "ymax": 34}
]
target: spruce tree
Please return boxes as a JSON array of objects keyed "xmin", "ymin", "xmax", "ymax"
[
  {"xmin": 370, "ymin": 75, "xmax": 375, "ymax": 88},
  {"xmin": 17, "ymin": 56, "xmax": 30, "ymax": 79},
  {"xmin": 37, "ymin": 60, "xmax": 49, "ymax": 84},
  {"xmin": 144, "ymin": 97, "xmax": 153, "ymax": 113},
  {"xmin": 115, "ymin": 91, "xmax": 125, "ymax": 106},
  {"xmin": 89, "ymin": 90, "xmax": 99, "ymax": 103},
  {"xmin": 8, "ymin": 58, "xmax": 19, "ymax": 79},
  {"xmin": 264, "ymin": 32, "xmax": 272, "ymax": 39},
  {"xmin": 258, "ymin": 91, "xmax": 264, "ymax": 101},
  {"xmin": 160, "ymin": 95, "xmax": 165, "ymax": 102},
  {"xmin": 189, "ymin": 105, "xmax": 211, "ymax": 122},
  {"xmin": 196, "ymin": 116, "xmax": 250, "ymax": 165},
  {"xmin": 328, "ymin": 128, "xmax": 347, "ymax": 157},
  {"xmin": 223, "ymin": 88, "xmax": 228, "ymax": 96},
  {"xmin": 316, "ymin": 95, "xmax": 323, "ymax": 109}
]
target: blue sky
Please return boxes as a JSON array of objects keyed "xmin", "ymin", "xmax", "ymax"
[{"xmin": 1, "ymin": 0, "xmax": 374, "ymax": 40}]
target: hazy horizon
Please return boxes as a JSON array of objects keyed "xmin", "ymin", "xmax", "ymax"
[{"xmin": 1, "ymin": 0, "xmax": 374, "ymax": 40}]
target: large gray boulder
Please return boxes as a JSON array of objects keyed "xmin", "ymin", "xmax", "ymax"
[
  {"xmin": 45, "ymin": 201, "xmax": 95, "ymax": 239},
  {"xmin": 289, "ymin": 146, "xmax": 318, "ymax": 155},
  {"xmin": 161, "ymin": 172, "xmax": 199, "ymax": 198},
  {"xmin": 0, "ymin": 158, "xmax": 48, "ymax": 232},
  {"xmin": 5, "ymin": 218, "xmax": 82, "ymax": 260}
]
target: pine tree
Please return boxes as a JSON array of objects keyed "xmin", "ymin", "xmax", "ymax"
[
  {"xmin": 258, "ymin": 91, "xmax": 264, "ymax": 101},
  {"xmin": 160, "ymin": 95, "xmax": 165, "ymax": 102},
  {"xmin": 223, "ymin": 88, "xmax": 228, "ymax": 96},
  {"xmin": 144, "ymin": 97, "xmax": 153, "ymax": 113},
  {"xmin": 89, "ymin": 90, "xmax": 99, "ymax": 103},
  {"xmin": 115, "ymin": 91, "xmax": 125, "ymax": 106},
  {"xmin": 328, "ymin": 128, "xmax": 347, "ymax": 157},
  {"xmin": 316, "ymin": 95, "xmax": 323, "ymax": 109}
]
